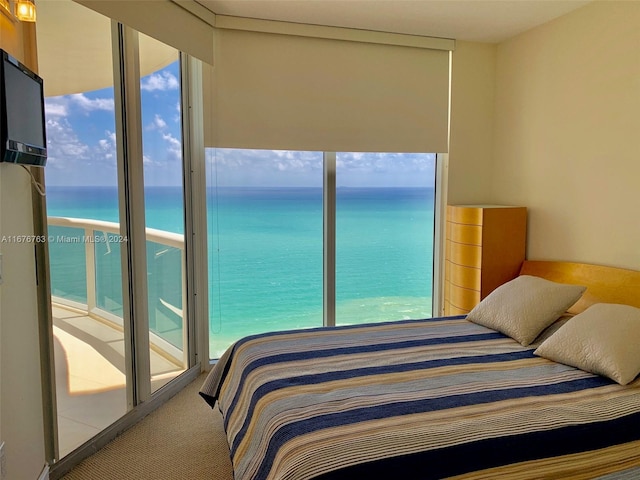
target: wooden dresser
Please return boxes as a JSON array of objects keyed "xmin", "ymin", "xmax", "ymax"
[{"xmin": 444, "ymin": 205, "xmax": 527, "ymax": 315}]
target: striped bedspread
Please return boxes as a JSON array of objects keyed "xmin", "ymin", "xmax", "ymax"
[{"xmin": 200, "ymin": 316, "xmax": 640, "ymax": 480}]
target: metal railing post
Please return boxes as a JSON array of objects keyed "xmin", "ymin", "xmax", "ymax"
[{"xmin": 85, "ymin": 227, "xmax": 97, "ymax": 314}]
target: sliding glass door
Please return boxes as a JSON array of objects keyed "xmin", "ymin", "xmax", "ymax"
[
  {"xmin": 43, "ymin": 6, "xmax": 128, "ymax": 457},
  {"xmin": 39, "ymin": 5, "xmax": 195, "ymax": 463}
]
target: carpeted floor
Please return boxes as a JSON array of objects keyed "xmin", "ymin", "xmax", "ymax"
[{"xmin": 60, "ymin": 373, "xmax": 234, "ymax": 480}]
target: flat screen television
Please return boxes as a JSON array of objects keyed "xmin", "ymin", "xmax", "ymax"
[{"xmin": 0, "ymin": 49, "xmax": 47, "ymax": 167}]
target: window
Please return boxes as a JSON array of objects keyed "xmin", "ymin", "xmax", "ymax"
[
  {"xmin": 206, "ymin": 148, "xmax": 324, "ymax": 357},
  {"xmin": 336, "ymin": 153, "xmax": 435, "ymax": 325},
  {"xmin": 206, "ymin": 149, "xmax": 436, "ymax": 356}
]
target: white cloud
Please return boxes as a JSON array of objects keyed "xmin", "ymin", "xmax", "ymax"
[
  {"xmin": 45, "ymin": 117, "xmax": 91, "ymax": 163},
  {"xmin": 206, "ymin": 149, "xmax": 436, "ymax": 187},
  {"xmin": 98, "ymin": 131, "xmax": 117, "ymax": 160},
  {"xmin": 209, "ymin": 149, "xmax": 323, "ymax": 172},
  {"xmin": 147, "ymin": 114, "xmax": 168, "ymax": 131},
  {"xmin": 141, "ymin": 71, "xmax": 179, "ymax": 92},
  {"xmin": 45, "ymin": 118, "xmax": 120, "ymax": 182},
  {"xmin": 69, "ymin": 93, "xmax": 114, "ymax": 113},
  {"xmin": 174, "ymin": 101, "xmax": 181, "ymax": 123},
  {"xmin": 162, "ymin": 132, "xmax": 182, "ymax": 161},
  {"xmin": 143, "ymin": 132, "xmax": 181, "ymax": 166},
  {"xmin": 45, "ymin": 94, "xmax": 113, "ymax": 121},
  {"xmin": 44, "ymin": 99, "xmax": 68, "ymax": 117},
  {"xmin": 337, "ymin": 152, "xmax": 436, "ymax": 174}
]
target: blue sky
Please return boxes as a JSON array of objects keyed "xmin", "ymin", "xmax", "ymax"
[
  {"xmin": 44, "ymin": 60, "xmax": 436, "ymax": 188},
  {"xmin": 44, "ymin": 61, "xmax": 183, "ymax": 187}
]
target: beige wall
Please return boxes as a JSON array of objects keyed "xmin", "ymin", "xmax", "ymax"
[
  {"xmin": 0, "ymin": 1, "xmax": 637, "ymax": 478},
  {"xmin": 491, "ymin": 0, "xmax": 640, "ymax": 270},
  {"xmin": 0, "ymin": 15, "xmax": 47, "ymax": 480}
]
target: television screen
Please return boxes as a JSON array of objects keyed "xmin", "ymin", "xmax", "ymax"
[{"xmin": 0, "ymin": 49, "xmax": 47, "ymax": 166}]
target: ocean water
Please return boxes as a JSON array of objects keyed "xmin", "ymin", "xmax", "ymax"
[{"xmin": 46, "ymin": 186, "xmax": 435, "ymax": 358}]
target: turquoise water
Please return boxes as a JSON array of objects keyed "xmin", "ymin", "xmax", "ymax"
[{"xmin": 46, "ymin": 186, "xmax": 435, "ymax": 358}]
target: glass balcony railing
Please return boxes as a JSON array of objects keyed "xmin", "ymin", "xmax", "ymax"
[{"xmin": 48, "ymin": 216, "xmax": 187, "ymax": 369}]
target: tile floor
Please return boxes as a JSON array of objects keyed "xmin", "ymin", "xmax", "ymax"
[{"xmin": 52, "ymin": 305, "xmax": 185, "ymax": 457}]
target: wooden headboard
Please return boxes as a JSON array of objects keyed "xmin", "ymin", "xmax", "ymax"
[{"xmin": 519, "ymin": 260, "xmax": 640, "ymax": 313}]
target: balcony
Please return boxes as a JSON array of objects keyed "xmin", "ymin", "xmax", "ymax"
[{"xmin": 48, "ymin": 216, "xmax": 187, "ymax": 457}]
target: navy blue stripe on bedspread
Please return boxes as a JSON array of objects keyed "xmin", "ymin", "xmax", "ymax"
[
  {"xmin": 225, "ymin": 331, "xmax": 506, "ymax": 433},
  {"xmin": 228, "ymin": 347, "xmax": 534, "ymax": 455},
  {"xmin": 254, "ymin": 376, "xmax": 613, "ymax": 478},
  {"xmin": 312, "ymin": 411, "xmax": 640, "ymax": 480}
]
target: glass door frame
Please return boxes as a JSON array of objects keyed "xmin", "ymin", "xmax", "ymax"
[
  {"xmin": 323, "ymin": 152, "xmax": 336, "ymax": 327},
  {"xmin": 113, "ymin": 21, "xmax": 151, "ymax": 407},
  {"xmin": 432, "ymin": 152, "xmax": 448, "ymax": 317},
  {"xmin": 180, "ymin": 55, "xmax": 210, "ymax": 365}
]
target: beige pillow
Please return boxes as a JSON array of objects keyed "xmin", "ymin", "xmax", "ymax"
[
  {"xmin": 466, "ymin": 275, "xmax": 586, "ymax": 346},
  {"xmin": 534, "ymin": 303, "xmax": 640, "ymax": 385}
]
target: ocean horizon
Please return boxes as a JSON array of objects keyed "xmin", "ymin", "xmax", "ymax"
[{"xmin": 46, "ymin": 185, "xmax": 435, "ymax": 357}]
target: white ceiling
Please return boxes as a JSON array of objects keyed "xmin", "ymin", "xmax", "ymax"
[
  {"xmin": 35, "ymin": 0, "xmax": 594, "ymax": 96},
  {"xmin": 197, "ymin": 0, "xmax": 591, "ymax": 43}
]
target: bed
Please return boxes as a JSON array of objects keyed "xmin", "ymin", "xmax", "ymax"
[{"xmin": 200, "ymin": 260, "xmax": 640, "ymax": 480}]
